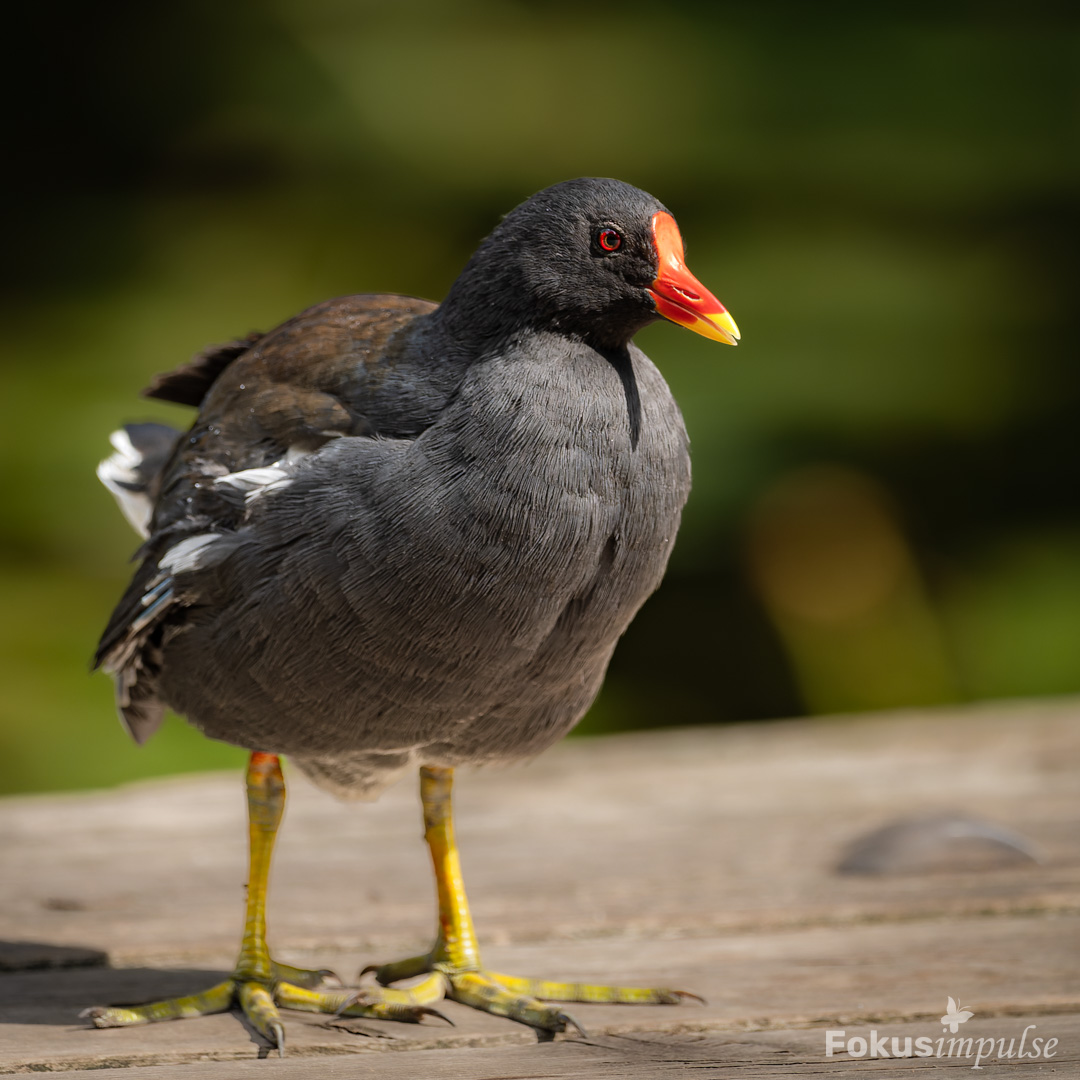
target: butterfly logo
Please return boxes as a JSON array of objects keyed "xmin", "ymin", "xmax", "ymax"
[{"xmin": 941, "ymin": 996, "xmax": 974, "ymax": 1033}]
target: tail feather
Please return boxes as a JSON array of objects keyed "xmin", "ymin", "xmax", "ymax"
[
  {"xmin": 97, "ymin": 423, "xmax": 180, "ymax": 538},
  {"xmin": 111, "ymin": 636, "xmax": 167, "ymax": 745},
  {"xmin": 97, "ymin": 420, "xmax": 184, "ymax": 744}
]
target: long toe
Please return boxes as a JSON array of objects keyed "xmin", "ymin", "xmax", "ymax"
[
  {"xmin": 487, "ymin": 971, "xmax": 705, "ymax": 1006},
  {"xmin": 274, "ymin": 973, "xmax": 450, "ymax": 1024},
  {"xmin": 238, "ymin": 982, "xmax": 286, "ymax": 1054},
  {"xmin": 446, "ymin": 971, "xmax": 588, "ymax": 1037},
  {"xmin": 270, "ymin": 960, "xmax": 343, "ymax": 989},
  {"xmin": 81, "ymin": 979, "xmax": 237, "ymax": 1027},
  {"xmin": 360, "ymin": 953, "xmax": 432, "ymax": 986}
]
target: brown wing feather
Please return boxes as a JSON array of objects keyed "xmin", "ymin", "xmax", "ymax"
[{"xmin": 148, "ymin": 293, "xmax": 437, "ymax": 537}]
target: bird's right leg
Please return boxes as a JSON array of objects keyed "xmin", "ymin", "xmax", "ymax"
[
  {"xmin": 364, "ymin": 766, "xmax": 701, "ymax": 1038},
  {"xmin": 84, "ymin": 752, "xmax": 443, "ymax": 1055}
]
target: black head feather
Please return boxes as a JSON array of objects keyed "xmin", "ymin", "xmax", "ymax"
[{"xmin": 437, "ymin": 178, "xmax": 668, "ymax": 351}]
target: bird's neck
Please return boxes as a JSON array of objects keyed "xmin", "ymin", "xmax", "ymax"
[{"xmin": 430, "ymin": 242, "xmax": 536, "ymax": 357}]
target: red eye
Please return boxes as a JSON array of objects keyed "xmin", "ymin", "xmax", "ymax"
[{"xmin": 597, "ymin": 228, "xmax": 622, "ymax": 252}]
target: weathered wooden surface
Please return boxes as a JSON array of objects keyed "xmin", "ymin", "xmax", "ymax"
[{"xmin": 2, "ymin": 700, "xmax": 1079, "ymax": 1075}]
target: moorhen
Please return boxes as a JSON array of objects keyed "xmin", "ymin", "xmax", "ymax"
[{"xmin": 87, "ymin": 177, "xmax": 740, "ymax": 1051}]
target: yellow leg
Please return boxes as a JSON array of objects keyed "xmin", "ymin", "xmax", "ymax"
[
  {"xmin": 83, "ymin": 753, "xmax": 446, "ymax": 1055},
  {"xmin": 366, "ymin": 766, "xmax": 702, "ymax": 1037},
  {"xmin": 236, "ymin": 752, "xmax": 284, "ymax": 988},
  {"xmin": 423, "ymin": 766, "xmax": 482, "ymax": 971}
]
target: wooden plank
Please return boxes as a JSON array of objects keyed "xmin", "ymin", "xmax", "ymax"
[
  {"xmin": 18, "ymin": 1014, "xmax": 1080, "ymax": 1078},
  {"xmin": 2, "ymin": 700, "xmax": 1079, "ymax": 1073},
  {"xmin": 3, "ymin": 915, "xmax": 1078, "ymax": 1071}
]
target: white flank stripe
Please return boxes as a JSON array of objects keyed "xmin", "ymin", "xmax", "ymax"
[
  {"xmin": 215, "ymin": 465, "xmax": 290, "ymax": 493},
  {"xmin": 158, "ymin": 533, "xmax": 220, "ymax": 574},
  {"xmin": 215, "ymin": 445, "xmax": 311, "ymax": 504}
]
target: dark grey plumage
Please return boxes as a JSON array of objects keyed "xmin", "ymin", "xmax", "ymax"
[{"xmin": 96, "ymin": 178, "xmax": 693, "ymax": 799}]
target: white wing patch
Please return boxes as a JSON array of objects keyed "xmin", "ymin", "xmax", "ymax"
[
  {"xmin": 158, "ymin": 533, "xmax": 221, "ymax": 574},
  {"xmin": 97, "ymin": 429, "xmax": 153, "ymax": 538}
]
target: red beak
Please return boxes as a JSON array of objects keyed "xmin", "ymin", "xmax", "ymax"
[{"xmin": 647, "ymin": 211, "xmax": 740, "ymax": 346}]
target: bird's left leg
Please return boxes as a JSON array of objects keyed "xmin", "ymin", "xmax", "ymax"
[
  {"xmin": 365, "ymin": 766, "xmax": 700, "ymax": 1038},
  {"xmin": 85, "ymin": 753, "xmax": 444, "ymax": 1054}
]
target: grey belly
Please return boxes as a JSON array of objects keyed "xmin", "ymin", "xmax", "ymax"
[{"xmin": 159, "ymin": 529, "xmax": 627, "ymax": 799}]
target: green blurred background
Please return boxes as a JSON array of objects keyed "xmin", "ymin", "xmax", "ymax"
[{"xmin": 3, "ymin": 2, "xmax": 1078, "ymax": 794}]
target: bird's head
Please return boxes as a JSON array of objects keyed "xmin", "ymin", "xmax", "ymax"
[{"xmin": 440, "ymin": 177, "xmax": 739, "ymax": 352}]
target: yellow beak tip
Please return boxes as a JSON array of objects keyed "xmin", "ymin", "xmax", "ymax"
[
  {"xmin": 717, "ymin": 312, "xmax": 741, "ymax": 342},
  {"xmin": 704, "ymin": 311, "xmax": 741, "ymax": 347}
]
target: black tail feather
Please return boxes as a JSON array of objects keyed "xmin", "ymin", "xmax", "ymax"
[{"xmin": 142, "ymin": 332, "xmax": 263, "ymax": 407}]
